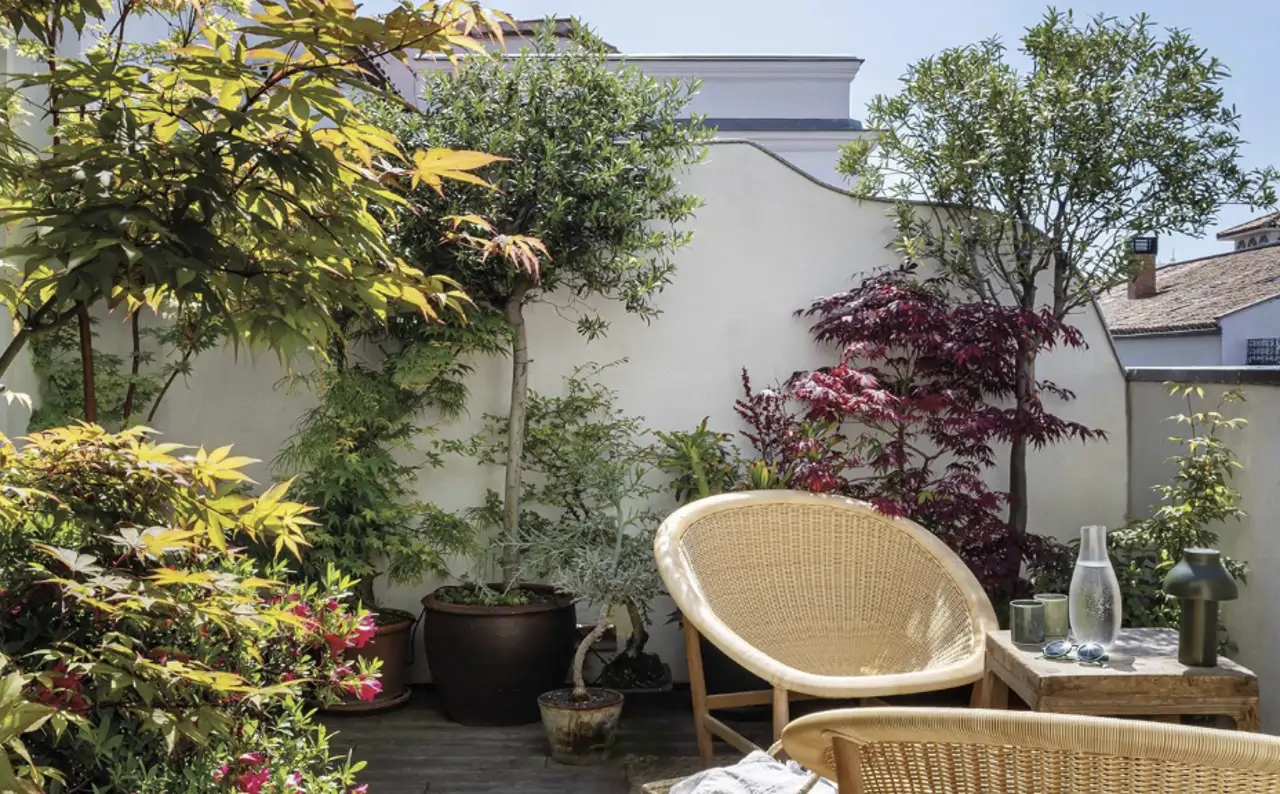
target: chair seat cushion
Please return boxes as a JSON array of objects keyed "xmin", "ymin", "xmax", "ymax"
[{"xmin": 667, "ymin": 751, "xmax": 835, "ymax": 794}]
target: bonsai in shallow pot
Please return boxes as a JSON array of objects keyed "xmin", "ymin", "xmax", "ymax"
[
  {"xmin": 277, "ymin": 359, "xmax": 474, "ymax": 713},
  {"xmin": 512, "ymin": 398, "xmax": 665, "ymax": 764}
]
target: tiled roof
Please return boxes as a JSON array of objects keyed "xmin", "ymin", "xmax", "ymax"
[
  {"xmin": 1216, "ymin": 211, "xmax": 1280, "ymax": 239},
  {"xmin": 1096, "ymin": 244, "xmax": 1280, "ymax": 335}
]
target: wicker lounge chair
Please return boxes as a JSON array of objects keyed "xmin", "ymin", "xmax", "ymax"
[
  {"xmin": 782, "ymin": 707, "xmax": 1280, "ymax": 793},
  {"xmin": 654, "ymin": 491, "xmax": 998, "ymax": 766}
]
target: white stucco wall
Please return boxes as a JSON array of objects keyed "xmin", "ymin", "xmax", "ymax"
[
  {"xmin": 1112, "ymin": 332, "xmax": 1222, "ymax": 368},
  {"xmin": 1127, "ymin": 376, "xmax": 1280, "ymax": 731},
  {"xmin": 1220, "ymin": 298, "xmax": 1280, "ymax": 365},
  {"xmin": 101, "ymin": 141, "xmax": 1129, "ymax": 683}
]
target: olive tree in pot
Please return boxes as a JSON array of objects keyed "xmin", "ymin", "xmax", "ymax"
[
  {"xmin": 368, "ymin": 20, "xmax": 707, "ymax": 725},
  {"xmin": 510, "ymin": 371, "xmax": 665, "ymax": 764}
]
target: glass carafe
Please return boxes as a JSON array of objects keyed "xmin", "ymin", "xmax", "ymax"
[{"xmin": 1068, "ymin": 525, "xmax": 1122, "ymax": 648}]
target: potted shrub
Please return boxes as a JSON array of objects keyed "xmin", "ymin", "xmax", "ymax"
[
  {"xmin": 278, "ymin": 360, "xmax": 475, "ymax": 713},
  {"xmin": 367, "ymin": 24, "xmax": 707, "ymax": 725},
  {"xmin": 507, "ymin": 375, "xmax": 664, "ymax": 764},
  {"xmin": 422, "ymin": 366, "xmax": 660, "ymax": 724}
]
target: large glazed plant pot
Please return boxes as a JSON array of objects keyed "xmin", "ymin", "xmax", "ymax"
[
  {"xmin": 323, "ymin": 608, "xmax": 414, "ymax": 714},
  {"xmin": 537, "ymin": 688, "xmax": 624, "ymax": 765},
  {"xmin": 421, "ymin": 584, "xmax": 577, "ymax": 725}
]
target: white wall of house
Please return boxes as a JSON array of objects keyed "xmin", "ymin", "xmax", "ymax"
[
  {"xmin": 1111, "ymin": 332, "xmax": 1222, "ymax": 368},
  {"xmin": 72, "ymin": 142, "xmax": 1130, "ymax": 683},
  {"xmin": 1128, "ymin": 375, "xmax": 1280, "ymax": 730},
  {"xmin": 1219, "ymin": 297, "xmax": 1280, "ymax": 365}
]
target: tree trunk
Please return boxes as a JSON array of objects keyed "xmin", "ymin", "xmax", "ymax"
[
  {"xmin": 500, "ymin": 283, "xmax": 532, "ymax": 587},
  {"xmin": 1006, "ymin": 339, "xmax": 1034, "ymax": 595},
  {"xmin": 624, "ymin": 602, "xmax": 649, "ymax": 657},
  {"xmin": 356, "ymin": 576, "xmax": 378, "ymax": 612},
  {"xmin": 120, "ymin": 311, "xmax": 142, "ymax": 425},
  {"xmin": 573, "ymin": 612, "xmax": 610, "ymax": 699},
  {"xmin": 76, "ymin": 302, "xmax": 96, "ymax": 423}
]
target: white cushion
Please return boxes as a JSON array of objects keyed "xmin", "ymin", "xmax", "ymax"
[{"xmin": 669, "ymin": 751, "xmax": 835, "ymax": 794}]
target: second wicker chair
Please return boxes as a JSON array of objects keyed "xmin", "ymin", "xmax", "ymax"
[{"xmin": 654, "ymin": 491, "xmax": 999, "ymax": 766}]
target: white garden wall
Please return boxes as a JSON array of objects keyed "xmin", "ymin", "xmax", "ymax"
[
  {"xmin": 13, "ymin": 141, "xmax": 1131, "ymax": 683},
  {"xmin": 1127, "ymin": 371, "xmax": 1280, "ymax": 731}
]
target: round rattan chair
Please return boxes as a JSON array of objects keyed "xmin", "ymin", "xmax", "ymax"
[
  {"xmin": 782, "ymin": 707, "xmax": 1280, "ymax": 793},
  {"xmin": 655, "ymin": 491, "xmax": 998, "ymax": 766}
]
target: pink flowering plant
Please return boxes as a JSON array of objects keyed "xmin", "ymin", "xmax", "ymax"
[{"xmin": 0, "ymin": 426, "xmax": 379, "ymax": 793}]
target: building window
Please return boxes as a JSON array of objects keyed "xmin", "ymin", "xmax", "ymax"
[
  {"xmin": 1238, "ymin": 240, "xmax": 1246, "ymax": 249},
  {"xmin": 1262, "ymin": 235, "xmax": 1270, "ymax": 244},
  {"xmin": 1249, "ymin": 237, "xmax": 1258, "ymax": 247}
]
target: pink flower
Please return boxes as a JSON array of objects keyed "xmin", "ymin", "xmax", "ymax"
[
  {"xmin": 236, "ymin": 768, "xmax": 270, "ymax": 794},
  {"xmin": 212, "ymin": 763, "xmax": 230, "ymax": 782},
  {"xmin": 237, "ymin": 752, "xmax": 266, "ymax": 766},
  {"xmin": 289, "ymin": 602, "xmax": 313, "ymax": 619},
  {"xmin": 323, "ymin": 598, "xmax": 341, "ymax": 612},
  {"xmin": 348, "ymin": 614, "xmax": 377, "ymax": 649},
  {"xmin": 349, "ymin": 785, "xmax": 368, "ymax": 794},
  {"xmin": 345, "ymin": 674, "xmax": 382, "ymax": 702},
  {"xmin": 281, "ymin": 672, "xmax": 296, "ymax": 682},
  {"xmin": 285, "ymin": 771, "xmax": 304, "ymax": 792},
  {"xmin": 323, "ymin": 632, "xmax": 346, "ymax": 659}
]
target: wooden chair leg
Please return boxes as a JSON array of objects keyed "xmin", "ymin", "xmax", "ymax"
[
  {"xmin": 683, "ymin": 618, "xmax": 714, "ymax": 767},
  {"xmin": 969, "ymin": 677, "xmax": 984, "ymax": 708},
  {"xmin": 772, "ymin": 684, "xmax": 790, "ymax": 741}
]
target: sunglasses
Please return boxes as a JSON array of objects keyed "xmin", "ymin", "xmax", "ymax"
[{"xmin": 1041, "ymin": 639, "xmax": 1108, "ymax": 665}]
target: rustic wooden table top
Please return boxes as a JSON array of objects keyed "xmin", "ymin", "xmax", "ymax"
[
  {"xmin": 987, "ymin": 628, "xmax": 1257, "ymax": 692},
  {"xmin": 984, "ymin": 627, "xmax": 1260, "ymax": 729}
]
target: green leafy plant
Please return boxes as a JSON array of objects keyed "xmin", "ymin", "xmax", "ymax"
[
  {"xmin": 370, "ymin": 20, "xmax": 709, "ymax": 587},
  {"xmin": 1030, "ymin": 385, "xmax": 1248, "ymax": 647},
  {"xmin": 655, "ymin": 418, "xmax": 741, "ymax": 505},
  {"xmin": 441, "ymin": 365, "xmax": 665, "ymax": 662},
  {"xmin": 839, "ymin": 9, "xmax": 1277, "ymax": 591},
  {"xmin": 0, "ymin": 0, "xmax": 516, "ymax": 419},
  {"xmin": 0, "ymin": 424, "xmax": 383, "ymax": 792},
  {"xmin": 504, "ymin": 369, "xmax": 666, "ymax": 697},
  {"xmin": 273, "ymin": 316, "xmax": 508, "ymax": 610}
]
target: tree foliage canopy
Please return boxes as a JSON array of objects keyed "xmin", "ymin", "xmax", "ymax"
[
  {"xmin": 0, "ymin": 0, "xmax": 511, "ymax": 381},
  {"xmin": 368, "ymin": 21, "xmax": 709, "ymax": 336},
  {"xmin": 839, "ymin": 8, "xmax": 1277, "ymax": 316}
]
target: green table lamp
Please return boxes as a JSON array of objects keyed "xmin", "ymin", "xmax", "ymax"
[{"xmin": 1162, "ymin": 548, "xmax": 1238, "ymax": 667}]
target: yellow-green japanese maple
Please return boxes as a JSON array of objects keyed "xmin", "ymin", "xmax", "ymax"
[{"xmin": 0, "ymin": 0, "xmax": 512, "ymax": 417}]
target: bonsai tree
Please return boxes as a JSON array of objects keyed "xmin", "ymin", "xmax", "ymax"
[
  {"xmin": 0, "ymin": 0, "xmax": 517, "ymax": 419},
  {"xmin": 838, "ymin": 9, "xmax": 1277, "ymax": 593},
  {"xmin": 509, "ymin": 368, "xmax": 666, "ymax": 696},
  {"xmin": 369, "ymin": 21, "xmax": 709, "ymax": 589}
]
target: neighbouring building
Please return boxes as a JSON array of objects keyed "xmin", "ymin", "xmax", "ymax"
[
  {"xmin": 1097, "ymin": 212, "xmax": 1280, "ymax": 367},
  {"xmin": 374, "ymin": 18, "xmax": 870, "ymax": 186}
]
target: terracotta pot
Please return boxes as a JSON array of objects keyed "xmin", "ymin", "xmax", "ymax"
[
  {"xmin": 323, "ymin": 611, "xmax": 414, "ymax": 714},
  {"xmin": 421, "ymin": 584, "xmax": 577, "ymax": 726},
  {"xmin": 537, "ymin": 688, "xmax": 624, "ymax": 765}
]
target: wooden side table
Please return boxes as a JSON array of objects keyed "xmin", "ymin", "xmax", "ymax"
[{"xmin": 981, "ymin": 628, "xmax": 1259, "ymax": 731}]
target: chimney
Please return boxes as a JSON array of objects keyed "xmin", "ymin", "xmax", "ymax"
[{"xmin": 1128, "ymin": 236, "xmax": 1158, "ymax": 299}]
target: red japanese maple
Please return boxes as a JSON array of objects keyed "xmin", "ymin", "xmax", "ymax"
[{"xmin": 737, "ymin": 264, "xmax": 1104, "ymax": 597}]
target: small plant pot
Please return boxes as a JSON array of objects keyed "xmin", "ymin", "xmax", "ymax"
[
  {"xmin": 323, "ymin": 609, "xmax": 414, "ymax": 715},
  {"xmin": 537, "ymin": 688, "xmax": 624, "ymax": 765}
]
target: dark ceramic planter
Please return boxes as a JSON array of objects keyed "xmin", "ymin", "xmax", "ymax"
[
  {"xmin": 323, "ymin": 610, "xmax": 414, "ymax": 715},
  {"xmin": 421, "ymin": 584, "xmax": 577, "ymax": 726}
]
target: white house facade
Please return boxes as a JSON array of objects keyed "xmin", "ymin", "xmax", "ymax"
[{"xmin": 378, "ymin": 19, "xmax": 869, "ymax": 187}]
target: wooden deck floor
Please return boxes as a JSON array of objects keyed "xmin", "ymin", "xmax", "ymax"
[{"xmin": 324, "ymin": 690, "xmax": 770, "ymax": 794}]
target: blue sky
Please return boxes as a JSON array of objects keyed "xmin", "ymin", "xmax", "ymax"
[{"xmin": 375, "ymin": 0, "xmax": 1279, "ymax": 263}]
